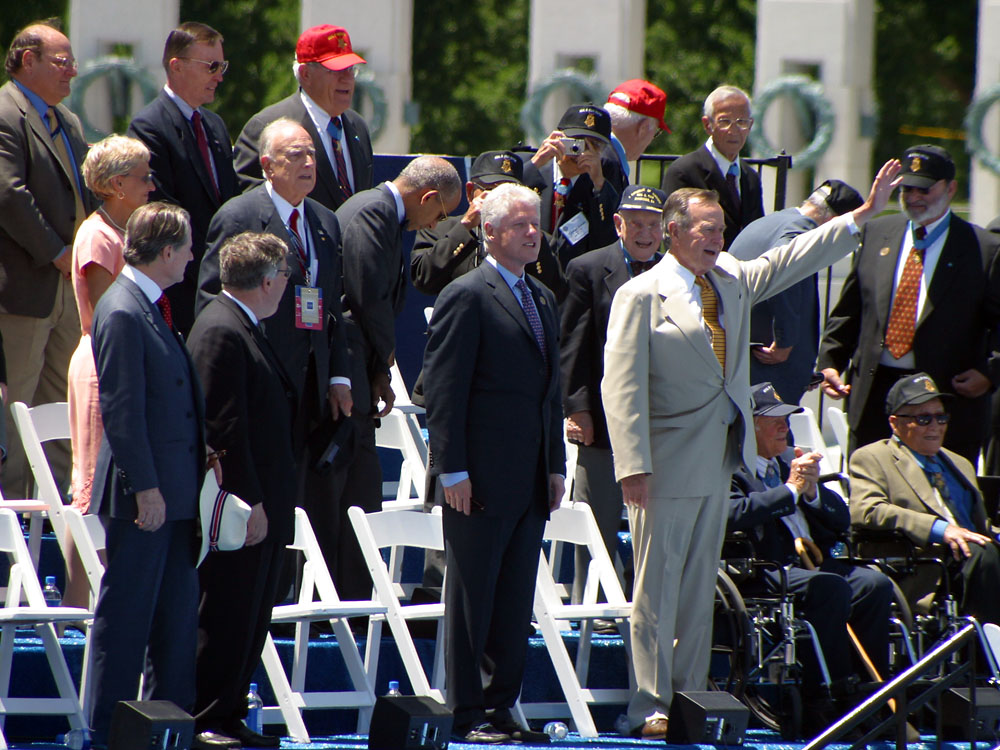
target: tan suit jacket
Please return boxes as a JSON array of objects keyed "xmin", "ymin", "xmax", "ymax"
[
  {"xmin": 0, "ymin": 80, "xmax": 95, "ymax": 317},
  {"xmin": 602, "ymin": 215, "xmax": 861, "ymax": 498}
]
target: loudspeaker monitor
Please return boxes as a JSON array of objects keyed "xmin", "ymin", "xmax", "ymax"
[
  {"xmin": 108, "ymin": 700, "xmax": 194, "ymax": 750},
  {"xmin": 667, "ymin": 690, "xmax": 749, "ymax": 745},
  {"xmin": 368, "ymin": 695, "xmax": 452, "ymax": 750}
]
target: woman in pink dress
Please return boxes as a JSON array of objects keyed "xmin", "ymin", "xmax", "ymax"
[{"xmin": 64, "ymin": 135, "xmax": 152, "ymax": 608}]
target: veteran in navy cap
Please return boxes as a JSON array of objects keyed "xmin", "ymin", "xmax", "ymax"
[{"xmin": 559, "ymin": 183, "xmax": 667, "ymax": 610}]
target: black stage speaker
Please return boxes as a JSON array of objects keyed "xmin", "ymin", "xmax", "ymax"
[
  {"xmin": 667, "ymin": 691, "xmax": 749, "ymax": 745},
  {"xmin": 941, "ymin": 687, "xmax": 1000, "ymax": 741},
  {"xmin": 109, "ymin": 700, "xmax": 194, "ymax": 750},
  {"xmin": 368, "ymin": 695, "xmax": 453, "ymax": 750}
]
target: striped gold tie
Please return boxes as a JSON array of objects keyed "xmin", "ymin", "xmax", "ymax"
[{"xmin": 696, "ymin": 276, "xmax": 726, "ymax": 371}]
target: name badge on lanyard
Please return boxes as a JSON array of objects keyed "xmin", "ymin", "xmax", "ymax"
[{"xmin": 295, "ymin": 286, "xmax": 323, "ymax": 330}]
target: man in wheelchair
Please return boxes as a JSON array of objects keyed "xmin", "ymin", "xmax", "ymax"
[
  {"xmin": 728, "ymin": 382, "xmax": 893, "ymax": 729},
  {"xmin": 850, "ymin": 372, "xmax": 1000, "ymax": 625}
]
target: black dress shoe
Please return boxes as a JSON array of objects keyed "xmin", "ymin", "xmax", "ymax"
[
  {"xmin": 192, "ymin": 730, "xmax": 241, "ymax": 749},
  {"xmin": 221, "ymin": 722, "xmax": 281, "ymax": 748},
  {"xmin": 456, "ymin": 722, "xmax": 510, "ymax": 744},
  {"xmin": 488, "ymin": 713, "xmax": 550, "ymax": 743}
]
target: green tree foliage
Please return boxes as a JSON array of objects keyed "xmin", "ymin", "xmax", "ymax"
[
  {"xmin": 179, "ymin": 0, "xmax": 300, "ymax": 133},
  {"xmin": 410, "ymin": 0, "xmax": 530, "ymax": 155},
  {"xmin": 0, "ymin": 2, "xmax": 70, "ymax": 83}
]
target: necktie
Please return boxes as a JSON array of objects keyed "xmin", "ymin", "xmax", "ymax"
[
  {"xmin": 326, "ymin": 117, "xmax": 354, "ymax": 200},
  {"xmin": 515, "ymin": 278, "xmax": 549, "ymax": 370},
  {"xmin": 46, "ymin": 107, "xmax": 85, "ymax": 235},
  {"xmin": 695, "ymin": 276, "xmax": 726, "ymax": 371},
  {"xmin": 726, "ymin": 163, "xmax": 741, "ymax": 208},
  {"xmin": 551, "ymin": 177, "xmax": 572, "ymax": 228},
  {"xmin": 156, "ymin": 294, "xmax": 174, "ymax": 332},
  {"xmin": 191, "ymin": 110, "xmax": 220, "ymax": 201},
  {"xmin": 630, "ymin": 258, "xmax": 658, "ymax": 276},
  {"xmin": 884, "ymin": 227, "xmax": 926, "ymax": 359},
  {"xmin": 288, "ymin": 208, "xmax": 309, "ymax": 277},
  {"xmin": 763, "ymin": 461, "xmax": 781, "ymax": 488}
]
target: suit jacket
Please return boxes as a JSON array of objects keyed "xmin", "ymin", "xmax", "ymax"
[
  {"xmin": 728, "ymin": 457, "xmax": 849, "ymax": 565},
  {"xmin": 661, "ymin": 146, "xmax": 765, "ymax": 250},
  {"xmin": 233, "ymin": 93, "xmax": 373, "ymax": 211},
  {"xmin": 423, "ymin": 262, "xmax": 565, "ymax": 518},
  {"xmin": 729, "ymin": 207, "xmax": 821, "ymax": 403},
  {"xmin": 0, "ymin": 81, "xmax": 97, "ymax": 317},
  {"xmin": 817, "ymin": 212, "xmax": 1000, "ymax": 442},
  {"xmin": 90, "ymin": 274, "xmax": 205, "ymax": 521},
  {"xmin": 335, "ymin": 184, "xmax": 407, "ymax": 413},
  {"xmin": 128, "ymin": 90, "xmax": 238, "ymax": 333},
  {"xmin": 197, "ymin": 185, "xmax": 350, "ymax": 419},
  {"xmin": 560, "ymin": 240, "xmax": 637, "ymax": 450},
  {"xmin": 411, "ymin": 216, "xmax": 567, "ymax": 301},
  {"xmin": 602, "ymin": 216, "xmax": 860, "ymax": 499},
  {"xmin": 537, "ymin": 163, "xmax": 620, "ymax": 266},
  {"xmin": 188, "ymin": 294, "xmax": 298, "ymax": 544}
]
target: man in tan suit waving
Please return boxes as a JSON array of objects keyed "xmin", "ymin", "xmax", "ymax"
[{"xmin": 601, "ymin": 160, "xmax": 902, "ymax": 737}]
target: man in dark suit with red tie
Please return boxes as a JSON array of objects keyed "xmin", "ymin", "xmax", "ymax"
[
  {"xmin": 188, "ymin": 232, "xmax": 297, "ymax": 748},
  {"xmin": 423, "ymin": 183, "xmax": 565, "ymax": 744},
  {"xmin": 128, "ymin": 22, "xmax": 238, "ymax": 335},
  {"xmin": 234, "ymin": 25, "xmax": 373, "ymax": 212},
  {"xmin": 661, "ymin": 85, "xmax": 764, "ymax": 250}
]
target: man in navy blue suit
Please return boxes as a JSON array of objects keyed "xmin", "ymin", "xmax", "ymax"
[
  {"xmin": 423, "ymin": 183, "xmax": 565, "ymax": 744},
  {"xmin": 728, "ymin": 382, "xmax": 892, "ymax": 733},
  {"xmin": 87, "ymin": 202, "xmax": 219, "ymax": 746}
]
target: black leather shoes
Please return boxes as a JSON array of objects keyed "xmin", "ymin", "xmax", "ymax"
[
  {"xmin": 488, "ymin": 713, "xmax": 550, "ymax": 743},
  {"xmin": 221, "ymin": 722, "xmax": 281, "ymax": 748},
  {"xmin": 192, "ymin": 730, "xmax": 240, "ymax": 749},
  {"xmin": 456, "ymin": 722, "xmax": 511, "ymax": 744}
]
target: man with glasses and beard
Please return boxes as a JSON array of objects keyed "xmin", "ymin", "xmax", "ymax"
[
  {"xmin": 819, "ymin": 145, "xmax": 1000, "ymax": 463},
  {"xmin": 850, "ymin": 373, "xmax": 1000, "ymax": 625}
]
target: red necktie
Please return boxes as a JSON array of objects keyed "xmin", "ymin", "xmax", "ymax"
[
  {"xmin": 156, "ymin": 294, "xmax": 174, "ymax": 332},
  {"xmin": 884, "ymin": 227, "xmax": 927, "ymax": 359},
  {"xmin": 191, "ymin": 110, "xmax": 220, "ymax": 201},
  {"xmin": 551, "ymin": 177, "xmax": 571, "ymax": 229},
  {"xmin": 327, "ymin": 117, "xmax": 354, "ymax": 200},
  {"xmin": 288, "ymin": 209, "xmax": 309, "ymax": 276}
]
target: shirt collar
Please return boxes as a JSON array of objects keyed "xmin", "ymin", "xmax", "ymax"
[
  {"xmin": 299, "ymin": 88, "xmax": 333, "ymax": 133},
  {"xmin": 706, "ymin": 137, "xmax": 738, "ymax": 176},
  {"xmin": 121, "ymin": 264, "xmax": 164, "ymax": 304},
  {"xmin": 222, "ymin": 290, "xmax": 258, "ymax": 325},
  {"xmin": 911, "ymin": 209, "xmax": 951, "ymax": 239},
  {"xmin": 12, "ymin": 79, "xmax": 48, "ymax": 119},
  {"xmin": 265, "ymin": 181, "xmax": 306, "ymax": 225},
  {"xmin": 661, "ymin": 251, "xmax": 698, "ymax": 290},
  {"xmin": 383, "ymin": 180, "xmax": 406, "ymax": 224},
  {"xmin": 755, "ymin": 455, "xmax": 776, "ymax": 477},
  {"xmin": 163, "ymin": 85, "xmax": 197, "ymax": 121},
  {"xmin": 484, "ymin": 254, "xmax": 523, "ymax": 292}
]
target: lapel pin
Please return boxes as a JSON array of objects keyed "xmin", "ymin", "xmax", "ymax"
[{"xmin": 879, "ymin": 247, "xmax": 890, "ymax": 256}]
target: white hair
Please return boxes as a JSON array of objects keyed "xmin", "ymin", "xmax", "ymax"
[
  {"xmin": 605, "ymin": 101, "xmax": 652, "ymax": 130},
  {"xmin": 480, "ymin": 183, "xmax": 540, "ymax": 235},
  {"xmin": 703, "ymin": 85, "xmax": 751, "ymax": 119},
  {"xmin": 259, "ymin": 117, "xmax": 303, "ymax": 160}
]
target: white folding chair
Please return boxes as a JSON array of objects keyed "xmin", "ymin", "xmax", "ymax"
[
  {"xmin": 261, "ymin": 508, "xmax": 387, "ymax": 741},
  {"xmin": 377, "ymin": 364, "xmax": 429, "ymax": 511},
  {"xmin": 523, "ymin": 502, "xmax": 634, "ymax": 738},
  {"xmin": 348, "ymin": 505, "xmax": 446, "ymax": 703},
  {"xmin": 63, "ymin": 508, "xmax": 106, "ymax": 716},
  {"xmin": 827, "ymin": 405, "xmax": 850, "ymax": 472},
  {"xmin": 0, "ymin": 508, "xmax": 92, "ymax": 749},
  {"xmin": 10, "ymin": 401, "xmax": 71, "ymax": 566}
]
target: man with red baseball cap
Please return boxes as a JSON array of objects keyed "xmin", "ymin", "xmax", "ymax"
[
  {"xmin": 605, "ymin": 79, "xmax": 670, "ymax": 178},
  {"xmin": 234, "ymin": 24, "xmax": 373, "ymax": 211}
]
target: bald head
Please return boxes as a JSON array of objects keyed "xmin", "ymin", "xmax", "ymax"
[{"xmin": 393, "ymin": 156, "xmax": 463, "ymax": 231}]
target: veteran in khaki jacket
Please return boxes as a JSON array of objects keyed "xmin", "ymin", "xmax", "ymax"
[{"xmin": 600, "ymin": 160, "xmax": 902, "ymax": 737}]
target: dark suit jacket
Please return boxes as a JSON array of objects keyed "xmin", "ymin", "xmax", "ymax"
[
  {"xmin": 728, "ymin": 458, "xmax": 849, "ymax": 566},
  {"xmin": 729, "ymin": 207, "xmax": 821, "ymax": 403},
  {"xmin": 661, "ymin": 145, "xmax": 765, "ymax": 250},
  {"xmin": 128, "ymin": 90, "xmax": 238, "ymax": 333},
  {"xmin": 90, "ymin": 273, "xmax": 205, "ymax": 521},
  {"xmin": 423, "ymin": 262, "xmax": 565, "ymax": 518},
  {"xmin": 0, "ymin": 81, "xmax": 97, "ymax": 316},
  {"xmin": 197, "ymin": 185, "xmax": 350, "ymax": 420},
  {"xmin": 411, "ymin": 216, "xmax": 567, "ymax": 301},
  {"xmin": 336, "ymin": 184, "xmax": 407, "ymax": 414},
  {"xmin": 537, "ymin": 164, "xmax": 620, "ymax": 266},
  {"xmin": 188, "ymin": 294, "xmax": 298, "ymax": 545},
  {"xmin": 560, "ymin": 241, "xmax": 635, "ymax": 450},
  {"xmin": 233, "ymin": 93, "xmax": 373, "ymax": 211},
  {"xmin": 817, "ymin": 212, "xmax": 1000, "ymax": 444}
]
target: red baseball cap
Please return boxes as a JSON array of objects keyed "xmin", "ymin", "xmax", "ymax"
[
  {"xmin": 296, "ymin": 25, "xmax": 366, "ymax": 71},
  {"xmin": 607, "ymin": 79, "xmax": 670, "ymax": 133}
]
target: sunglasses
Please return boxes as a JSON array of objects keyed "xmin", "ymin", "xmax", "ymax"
[
  {"xmin": 896, "ymin": 413, "xmax": 950, "ymax": 426},
  {"xmin": 180, "ymin": 57, "xmax": 229, "ymax": 75}
]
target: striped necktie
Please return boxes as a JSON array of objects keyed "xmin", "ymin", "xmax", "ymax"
[
  {"xmin": 695, "ymin": 276, "xmax": 726, "ymax": 371},
  {"xmin": 46, "ymin": 107, "xmax": 85, "ymax": 234},
  {"xmin": 884, "ymin": 227, "xmax": 926, "ymax": 359}
]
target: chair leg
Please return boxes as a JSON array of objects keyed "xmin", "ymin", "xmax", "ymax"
[
  {"xmin": 260, "ymin": 633, "xmax": 309, "ymax": 743},
  {"xmin": 535, "ymin": 611, "xmax": 598, "ymax": 737},
  {"xmin": 37, "ymin": 623, "xmax": 87, "ymax": 730},
  {"xmin": 330, "ymin": 617, "xmax": 376, "ymax": 734}
]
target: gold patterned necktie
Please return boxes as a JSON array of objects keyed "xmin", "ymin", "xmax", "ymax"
[
  {"xmin": 696, "ymin": 276, "xmax": 726, "ymax": 371},
  {"xmin": 884, "ymin": 227, "xmax": 926, "ymax": 359},
  {"xmin": 46, "ymin": 107, "xmax": 85, "ymax": 235}
]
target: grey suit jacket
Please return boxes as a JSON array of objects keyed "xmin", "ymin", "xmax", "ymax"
[
  {"xmin": 0, "ymin": 80, "xmax": 97, "ymax": 316},
  {"xmin": 602, "ymin": 215, "xmax": 860, "ymax": 499},
  {"xmin": 233, "ymin": 92, "xmax": 373, "ymax": 211}
]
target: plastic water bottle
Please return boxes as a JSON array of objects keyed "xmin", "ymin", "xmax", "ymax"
[
  {"xmin": 543, "ymin": 721, "xmax": 568, "ymax": 740},
  {"xmin": 58, "ymin": 728, "xmax": 91, "ymax": 750},
  {"xmin": 386, "ymin": 680, "xmax": 402, "ymax": 697},
  {"xmin": 43, "ymin": 576, "xmax": 61, "ymax": 605},
  {"xmin": 245, "ymin": 683, "xmax": 263, "ymax": 734},
  {"xmin": 614, "ymin": 713, "xmax": 631, "ymax": 736}
]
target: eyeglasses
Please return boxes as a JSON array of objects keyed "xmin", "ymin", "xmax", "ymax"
[
  {"xmin": 274, "ymin": 266, "xmax": 292, "ymax": 278},
  {"xmin": 435, "ymin": 192, "xmax": 449, "ymax": 224},
  {"xmin": 180, "ymin": 57, "xmax": 229, "ymax": 75},
  {"xmin": 309, "ymin": 62, "xmax": 358, "ymax": 78},
  {"xmin": 900, "ymin": 182, "xmax": 942, "ymax": 195},
  {"xmin": 714, "ymin": 117, "xmax": 753, "ymax": 131},
  {"xmin": 127, "ymin": 171, "xmax": 155, "ymax": 184},
  {"xmin": 45, "ymin": 54, "xmax": 77, "ymax": 70},
  {"xmin": 896, "ymin": 413, "xmax": 950, "ymax": 426}
]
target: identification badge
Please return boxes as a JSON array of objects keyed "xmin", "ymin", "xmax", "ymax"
[
  {"xmin": 559, "ymin": 211, "xmax": 589, "ymax": 245},
  {"xmin": 295, "ymin": 285, "xmax": 323, "ymax": 330}
]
